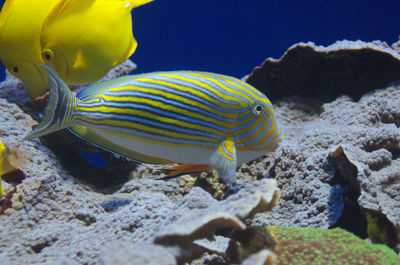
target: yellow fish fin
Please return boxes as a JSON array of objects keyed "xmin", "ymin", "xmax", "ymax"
[
  {"xmin": 209, "ymin": 138, "xmax": 237, "ymax": 185},
  {"xmin": 0, "ymin": 143, "xmax": 17, "ymax": 176},
  {"xmin": 127, "ymin": 0, "xmax": 154, "ymax": 10},
  {"xmin": 109, "ymin": 37, "xmax": 137, "ymax": 70},
  {"xmin": 0, "ymin": 0, "xmax": 15, "ymax": 31},
  {"xmin": 0, "ymin": 142, "xmax": 15, "ymax": 198},
  {"xmin": 44, "ymin": 0, "xmax": 95, "ymax": 26},
  {"xmin": 69, "ymin": 124, "xmax": 173, "ymax": 164},
  {"xmin": 158, "ymin": 164, "xmax": 211, "ymax": 180},
  {"xmin": 72, "ymin": 50, "xmax": 87, "ymax": 69}
]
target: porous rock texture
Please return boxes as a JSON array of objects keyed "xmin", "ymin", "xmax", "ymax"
[
  {"xmin": 248, "ymin": 40, "xmax": 400, "ymax": 251},
  {"xmin": 0, "ymin": 78, "xmax": 279, "ymax": 264},
  {"xmin": 0, "ymin": 60, "xmax": 140, "ymax": 192},
  {"xmin": 1, "ymin": 39, "xmax": 400, "ymax": 264},
  {"xmin": 0, "ymin": 134, "xmax": 279, "ymax": 265}
]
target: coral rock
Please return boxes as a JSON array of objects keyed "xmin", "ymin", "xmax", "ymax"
[{"xmin": 245, "ymin": 40, "xmax": 400, "ymax": 101}]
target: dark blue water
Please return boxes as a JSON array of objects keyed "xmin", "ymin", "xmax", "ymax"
[{"xmin": 0, "ymin": 0, "xmax": 399, "ymax": 81}]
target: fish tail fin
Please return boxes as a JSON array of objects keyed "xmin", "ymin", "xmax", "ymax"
[
  {"xmin": 126, "ymin": 0, "xmax": 154, "ymax": 10},
  {"xmin": 25, "ymin": 65, "xmax": 77, "ymax": 140}
]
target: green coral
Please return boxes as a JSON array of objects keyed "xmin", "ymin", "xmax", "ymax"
[{"xmin": 267, "ymin": 226, "xmax": 400, "ymax": 265}]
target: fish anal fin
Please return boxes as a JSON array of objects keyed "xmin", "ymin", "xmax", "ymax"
[{"xmin": 210, "ymin": 138, "xmax": 237, "ymax": 185}]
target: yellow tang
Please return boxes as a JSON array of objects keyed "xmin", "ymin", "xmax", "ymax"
[
  {"xmin": 0, "ymin": 141, "xmax": 21, "ymax": 198},
  {"xmin": 41, "ymin": 0, "xmax": 153, "ymax": 85},
  {"xmin": 0, "ymin": 0, "xmax": 60, "ymax": 99}
]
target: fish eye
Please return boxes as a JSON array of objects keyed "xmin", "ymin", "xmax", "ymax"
[
  {"xmin": 42, "ymin": 49, "xmax": 54, "ymax": 61},
  {"xmin": 252, "ymin": 103, "xmax": 265, "ymax": 115},
  {"xmin": 11, "ymin": 66, "xmax": 20, "ymax": 74}
]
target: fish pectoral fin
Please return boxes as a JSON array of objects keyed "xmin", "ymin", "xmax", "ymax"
[
  {"xmin": 157, "ymin": 164, "xmax": 210, "ymax": 180},
  {"xmin": 209, "ymin": 138, "xmax": 237, "ymax": 185},
  {"xmin": 72, "ymin": 50, "xmax": 86, "ymax": 69}
]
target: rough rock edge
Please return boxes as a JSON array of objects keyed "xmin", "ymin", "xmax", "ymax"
[
  {"xmin": 149, "ymin": 179, "xmax": 279, "ymax": 264},
  {"xmin": 391, "ymin": 36, "xmax": 400, "ymax": 53},
  {"xmin": 329, "ymin": 145, "xmax": 400, "ymax": 251},
  {"xmin": 155, "ymin": 179, "xmax": 279, "ymax": 244},
  {"xmin": 245, "ymin": 39, "xmax": 400, "ymax": 102}
]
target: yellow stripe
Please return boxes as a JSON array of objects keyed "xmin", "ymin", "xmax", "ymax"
[
  {"xmin": 152, "ymin": 74, "xmax": 247, "ymax": 110},
  {"xmin": 83, "ymin": 85, "xmax": 240, "ymax": 121},
  {"xmin": 76, "ymin": 104, "xmax": 229, "ymax": 136},
  {"xmin": 96, "ymin": 128, "xmax": 217, "ymax": 149},
  {"xmin": 78, "ymin": 93, "xmax": 236, "ymax": 130},
  {"xmin": 218, "ymin": 138, "xmax": 236, "ymax": 161},
  {"xmin": 76, "ymin": 116, "xmax": 221, "ymax": 144},
  {"xmin": 189, "ymin": 72, "xmax": 262, "ymax": 102},
  {"xmin": 222, "ymin": 77, "xmax": 267, "ymax": 102}
]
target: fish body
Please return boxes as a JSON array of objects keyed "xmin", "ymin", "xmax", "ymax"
[
  {"xmin": 0, "ymin": 141, "xmax": 18, "ymax": 198},
  {"xmin": 0, "ymin": 0, "xmax": 60, "ymax": 98},
  {"xmin": 26, "ymin": 65, "xmax": 282, "ymax": 185},
  {"xmin": 41, "ymin": 0, "xmax": 153, "ymax": 85}
]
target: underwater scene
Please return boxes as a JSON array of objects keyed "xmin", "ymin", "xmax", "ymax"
[{"xmin": 0, "ymin": 0, "xmax": 400, "ymax": 264}]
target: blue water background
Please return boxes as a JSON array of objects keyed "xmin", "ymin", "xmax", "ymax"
[{"xmin": 0, "ymin": 0, "xmax": 399, "ymax": 81}]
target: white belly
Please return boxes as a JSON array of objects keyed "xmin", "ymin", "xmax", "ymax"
[
  {"xmin": 94, "ymin": 129, "xmax": 269, "ymax": 167},
  {"xmin": 93, "ymin": 129, "xmax": 215, "ymax": 164}
]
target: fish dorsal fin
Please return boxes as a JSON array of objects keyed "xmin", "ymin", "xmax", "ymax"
[
  {"xmin": 126, "ymin": 0, "xmax": 154, "ymax": 10},
  {"xmin": 0, "ymin": 0, "xmax": 59, "ymax": 41},
  {"xmin": 43, "ymin": 0, "xmax": 95, "ymax": 27},
  {"xmin": 69, "ymin": 124, "xmax": 173, "ymax": 164},
  {"xmin": 0, "ymin": 0, "xmax": 16, "ymax": 32}
]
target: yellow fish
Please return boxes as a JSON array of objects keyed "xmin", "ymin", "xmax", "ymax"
[
  {"xmin": 0, "ymin": 141, "xmax": 20, "ymax": 198},
  {"xmin": 41, "ymin": 0, "xmax": 153, "ymax": 85},
  {"xmin": 0, "ymin": 0, "xmax": 60, "ymax": 99}
]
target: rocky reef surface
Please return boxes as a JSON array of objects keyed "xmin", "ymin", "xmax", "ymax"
[{"xmin": 1, "ymin": 39, "xmax": 400, "ymax": 264}]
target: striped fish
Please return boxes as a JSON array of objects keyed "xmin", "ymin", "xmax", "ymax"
[{"xmin": 25, "ymin": 65, "xmax": 282, "ymax": 185}]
